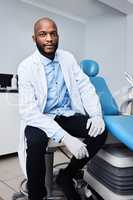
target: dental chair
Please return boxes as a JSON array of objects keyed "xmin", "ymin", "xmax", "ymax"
[{"xmin": 80, "ymin": 59, "xmax": 133, "ymax": 200}]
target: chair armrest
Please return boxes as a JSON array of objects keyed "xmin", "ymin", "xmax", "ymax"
[{"xmin": 120, "ymin": 98, "xmax": 133, "ymax": 115}]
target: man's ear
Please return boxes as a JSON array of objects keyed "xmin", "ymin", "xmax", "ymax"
[{"xmin": 32, "ymin": 35, "xmax": 35, "ymax": 42}]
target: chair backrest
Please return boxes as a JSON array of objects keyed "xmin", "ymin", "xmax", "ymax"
[{"xmin": 80, "ymin": 59, "xmax": 119, "ymax": 115}]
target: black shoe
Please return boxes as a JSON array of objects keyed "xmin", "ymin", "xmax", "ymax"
[
  {"xmin": 85, "ymin": 195, "xmax": 95, "ymax": 200},
  {"xmin": 86, "ymin": 184, "xmax": 104, "ymax": 200},
  {"xmin": 56, "ymin": 169, "xmax": 82, "ymax": 200}
]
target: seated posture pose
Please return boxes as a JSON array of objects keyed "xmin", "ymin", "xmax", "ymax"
[{"xmin": 18, "ymin": 17, "xmax": 107, "ymax": 200}]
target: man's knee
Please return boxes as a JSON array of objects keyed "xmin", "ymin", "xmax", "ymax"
[
  {"xmin": 84, "ymin": 130, "xmax": 107, "ymax": 159},
  {"xmin": 25, "ymin": 125, "xmax": 49, "ymax": 149},
  {"xmin": 99, "ymin": 129, "xmax": 107, "ymax": 144}
]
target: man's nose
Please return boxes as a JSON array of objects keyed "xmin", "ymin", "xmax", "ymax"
[{"xmin": 46, "ymin": 33, "xmax": 52, "ymax": 41}]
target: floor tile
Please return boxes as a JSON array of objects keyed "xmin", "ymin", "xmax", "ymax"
[
  {"xmin": 0, "ymin": 181, "xmax": 15, "ymax": 200},
  {"xmin": 5, "ymin": 175, "xmax": 25, "ymax": 192},
  {"xmin": 0, "ymin": 155, "xmax": 23, "ymax": 181}
]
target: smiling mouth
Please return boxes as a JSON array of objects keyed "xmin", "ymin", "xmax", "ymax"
[{"xmin": 44, "ymin": 45, "xmax": 55, "ymax": 48}]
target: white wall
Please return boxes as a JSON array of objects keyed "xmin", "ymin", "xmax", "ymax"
[
  {"xmin": 1, "ymin": 0, "xmax": 132, "ymax": 102},
  {"xmin": 126, "ymin": 14, "xmax": 133, "ymax": 74},
  {"xmin": 85, "ymin": 13, "xmax": 127, "ymax": 105},
  {"xmin": 0, "ymin": 0, "xmax": 86, "ymax": 74}
]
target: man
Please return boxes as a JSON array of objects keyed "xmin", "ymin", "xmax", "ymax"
[{"xmin": 18, "ymin": 17, "xmax": 107, "ymax": 200}]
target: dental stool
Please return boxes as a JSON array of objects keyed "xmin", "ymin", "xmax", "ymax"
[
  {"xmin": 13, "ymin": 141, "xmax": 89, "ymax": 200},
  {"xmin": 12, "ymin": 141, "xmax": 68, "ymax": 200},
  {"xmin": 80, "ymin": 60, "xmax": 133, "ymax": 200}
]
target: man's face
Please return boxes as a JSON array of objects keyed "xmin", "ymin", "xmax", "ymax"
[{"xmin": 33, "ymin": 20, "xmax": 59, "ymax": 58}]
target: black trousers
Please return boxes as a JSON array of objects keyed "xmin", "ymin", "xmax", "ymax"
[{"xmin": 25, "ymin": 114, "xmax": 107, "ymax": 200}]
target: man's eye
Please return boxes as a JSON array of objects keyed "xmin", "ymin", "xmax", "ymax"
[
  {"xmin": 38, "ymin": 32, "xmax": 46, "ymax": 37},
  {"xmin": 37, "ymin": 32, "xmax": 57, "ymax": 37},
  {"xmin": 51, "ymin": 32, "xmax": 57, "ymax": 37}
]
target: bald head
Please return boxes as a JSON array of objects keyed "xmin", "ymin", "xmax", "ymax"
[
  {"xmin": 34, "ymin": 17, "xmax": 58, "ymax": 35},
  {"xmin": 32, "ymin": 17, "xmax": 59, "ymax": 59}
]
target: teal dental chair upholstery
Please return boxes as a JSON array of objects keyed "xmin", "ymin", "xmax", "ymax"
[
  {"xmin": 80, "ymin": 59, "xmax": 133, "ymax": 150},
  {"xmin": 80, "ymin": 59, "xmax": 133, "ymax": 200}
]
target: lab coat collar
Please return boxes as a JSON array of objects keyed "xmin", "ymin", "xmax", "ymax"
[{"xmin": 34, "ymin": 49, "xmax": 58, "ymax": 66}]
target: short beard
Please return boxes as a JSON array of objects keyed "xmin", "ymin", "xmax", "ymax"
[{"xmin": 36, "ymin": 41, "xmax": 58, "ymax": 60}]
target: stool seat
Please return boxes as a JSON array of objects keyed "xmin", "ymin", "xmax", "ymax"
[{"xmin": 47, "ymin": 140, "xmax": 64, "ymax": 151}]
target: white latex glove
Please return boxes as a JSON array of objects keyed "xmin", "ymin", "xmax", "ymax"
[
  {"xmin": 86, "ymin": 116, "xmax": 105, "ymax": 137},
  {"xmin": 61, "ymin": 133, "xmax": 89, "ymax": 159}
]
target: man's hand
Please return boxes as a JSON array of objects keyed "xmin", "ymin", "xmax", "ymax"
[
  {"xmin": 86, "ymin": 116, "xmax": 105, "ymax": 137},
  {"xmin": 61, "ymin": 133, "xmax": 89, "ymax": 159}
]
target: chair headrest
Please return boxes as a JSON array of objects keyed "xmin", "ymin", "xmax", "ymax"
[{"xmin": 80, "ymin": 59, "xmax": 99, "ymax": 77}]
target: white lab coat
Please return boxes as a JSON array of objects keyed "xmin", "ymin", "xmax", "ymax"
[{"xmin": 18, "ymin": 49, "xmax": 102, "ymax": 176}]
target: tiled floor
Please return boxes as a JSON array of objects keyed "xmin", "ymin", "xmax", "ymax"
[{"xmin": 0, "ymin": 151, "xmax": 69, "ymax": 200}]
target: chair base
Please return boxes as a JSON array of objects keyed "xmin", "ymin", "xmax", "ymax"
[
  {"xmin": 47, "ymin": 173, "xmax": 66, "ymax": 200},
  {"xmin": 12, "ymin": 177, "xmax": 66, "ymax": 200},
  {"xmin": 84, "ymin": 171, "xmax": 133, "ymax": 200},
  {"xmin": 12, "ymin": 171, "xmax": 92, "ymax": 200},
  {"xmin": 84, "ymin": 143, "xmax": 133, "ymax": 200},
  {"xmin": 12, "ymin": 193, "xmax": 65, "ymax": 200}
]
